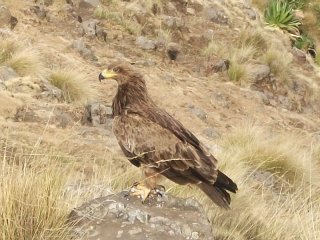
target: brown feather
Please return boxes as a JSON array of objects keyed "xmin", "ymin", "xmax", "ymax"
[{"xmin": 104, "ymin": 62, "xmax": 237, "ymax": 208}]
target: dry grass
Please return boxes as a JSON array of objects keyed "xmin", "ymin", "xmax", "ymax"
[
  {"xmin": 94, "ymin": 6, "xmax": 143, "ymax": 35},
  {"xmin": 261, "ymin": 48, "xmax": 292, "ymax": 80},
  {"xmin": 0, "ymin": 38, "xmax": 43, "ymax": 76},
  {"xmin": 238, "ymin": 28, "xmax": 268, "ymax": 55},
  {"xmin": 165, "ymin": 122, "xmax": 320, "ymax": 239},
  {"xmin": 202, "ymin": 41, "xmax": 228, "ymax": 60},
  {"xmin": 227, "ymin": 62, "xmax": 249, "ymax": 83},
  {"xmin": 48, "ymin": 69, "xmax": 98, "ymax": 105}
]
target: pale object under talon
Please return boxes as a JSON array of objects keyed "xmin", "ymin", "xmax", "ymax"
[{"xmin": 130, "ymin": 182, "xmax": 152, "ymax": 202}]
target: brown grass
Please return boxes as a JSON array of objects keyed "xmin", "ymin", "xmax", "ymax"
[{"xmin": 48, "ymin": 69, "xmax": 98, "ymax": 104}]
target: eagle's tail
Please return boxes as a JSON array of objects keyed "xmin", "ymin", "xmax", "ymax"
[{"xmin": 198, "ymin": 170, "xmax": 238, "ymax": 209}]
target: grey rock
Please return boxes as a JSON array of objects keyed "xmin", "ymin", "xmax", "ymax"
[
  {"xmin": 135, "ymin": 36, "xmax": 157, "ymax": 50},
  {"xmin": 250, "ymin": 64, "xmax": 271, "ymax": 83},
  {"xmin": 256, "ymin": 92, "xmax": 270, "ymax": 105},
  {"xmin": 81, "ymin": 19, "xmax": 99, "ymax": 38},
  {"xmin": 40, "ymin": 80, "xmax": 63, "ymax": 102},
  {"xmin": 203, "ymin": 7, "xmax": 228, "ymax": 25},
  {"xmin": 162, "ymin": 15, "xmax": 184, "ymax": 28},
  {"xmin": 68, "ymin": 191, "xmax": 214, "ymax": 240},
  {"xmin": 30, "ymin": 5, "xmax": 48, "ymax": 20},
  {"xmin": 83, "ymin": 102, "xmax": 112, "ymax": 126},
  {"xmin": 211, "ymin": 92, "xmax": 230, "ymax": 108},
  {"xmin": 0, "ymin": 5, "xmax": 16, "ymax": 29},
  {"xmin": 245, "ymin": 8, "xmax": 256, "ymax": 20},
  {"xmin": 211, "ymin": 59, "xmax": 230, "ymax": 73},
  {"xmin": 186, "ymin": 7, "xmax": 196, "ymax": 15},
  {"xmin": 79, "ymin": 0, "xmax": 100, "ymax": 8},
  {"xmin": 189, "ymin": 105, "xmax": 207, "ymax": 121},
  {"xmin": 203, "ymin": 29, "xmax": 214, "ymax": 41},
  {"xmin": 72, "ymin": 38, "xmax": 97, "ymax": 61},
  {"xmin": 0, "ymin": 66, "xmax": 18, "ymax": 82},
  {"xmin": 203, "ymin": 127, "xmax": 220, "ymax": 139},
  {"xmin": 291, "ymin": 47, "xmax": 306, "ymax": 64}
]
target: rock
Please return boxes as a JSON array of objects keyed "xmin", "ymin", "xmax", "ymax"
[
  {"xmin": 30, "ymin": 5, "xmax": 48, "ymax": 20},
  {"xmin": 245, "ymin": 8, "xmax": 256, "ymax": 20},
  {"xmin": 203, "ymin": 7, "xmax": 228, "ymax": 25},
  {"xmin": 256, "ymin": 92, "xmax": 270, "ymax": 105},
  {"xmin": 203, "ymin": 29, "xmax": 214, "ymax": 41},
  {"xmin": 210, "ymin": 59, "xmax": 230, "ymax": 73},
  {"xmin": 250, "ymin": 64, "xmax": 271, "ymax": 84},
  {"xmin": 203, "ymin": 127, "xmax": 220, "ymax": 139},
  {"xmin": 162, "ymin": 15, "xmax": 184, "ymax": 29},
  {"xmin": 0, "ymin": 92, "xmax": 22, "ymax": 119},
  {"xmin": 79, "ymin": 0, "xmax": 100, "ymax": 8},
  {"xmin": 166, "ymin": 42, "xmax": 181, "ymax": 61},
  {"xmin": 0, "ymin": 66, "xmax": 18, "ymax": 82},
  {"xmin": 81, "ymin": 19, "xmax": 99, "ymax": 38},
  {"xmin": 126, "ymin": 2, "xmax": 148, "ymax": 16},
  {"xmin": 211, "ymin": 92, "xmax": 230, "ymax": 108},
  {"xmin": 72, "ymin": 38, "xmax": 97, "ymax": 61},
  {"xmin": 40, "ymin": 79, "xmax": 63, "ymax": 102},
  {"xmin": 186, "ymin": 7, "xmax": 196, "ymax": 15},
  {"xmin": 189, "ymin": 105, "xmax": 207, "ymax": 121},
  {"xmin": 291, "ymin": 47, "xmax": 306, "ymax": 64},
  {"xmin": 135, "ymin": 36, "xmax": 157, "ymax": 50},
  {"xmin": 4, "ymin": 77, "xmax": 41, "ymax": 95},
  {"xmin": 0, "ymin": 5, "xmax": 17, "ymax": 29},
  {"xmin": 189, "ymin": 0, "xmax": 205, "ymax": 11},
  {"xmin": 83, "ymin": 102, "xmax": 112, "ymax": 126},
  {"xmin": 68, "ymin": 191, "xmax": 214, "ymax": 240}
]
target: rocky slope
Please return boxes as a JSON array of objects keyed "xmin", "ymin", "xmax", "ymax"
[{"xmin": 1, "ymin": 0, "xmax": 320, "ymax": 239}]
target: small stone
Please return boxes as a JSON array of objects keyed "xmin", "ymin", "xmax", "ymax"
[
  {"xmin": 72, "ymin": 38, "xmax": 97, "ymax": 61},
  {"xmin": 135, "ymin": 36, "xmax": 157, "ymax": 50},
  {"xmin": 116, "ymin": 230, "xmax": 123, "ymax": 238},
  {"xmin": 81, "ymin": 19, "xmax": 99, "ymax": 38},
  {"xmin": 250, "ymin": 64, "xmax": 271, "ymax": 83},
  {"xmin": 210, "ymin": 59, "xmax": 230, "ymax": 73},
  {"xmin": 202, "ymin": 29, "xmax": 214, "ymax": 41},
  {"xmin": 186, "ymin": 7, "xmax": 196, "ymax": 15},
  {"xmin": 79, "ymin": 0, "xmax": 100, "ymax": 8},
  {"xmin": 0, "ymin": 5, "xmax": 12, "ymax": 28},
  {"xmin": 0, "ymin": 66, "xmax": 18, "ymax": 81},
  {"xmin": 203, "ymin": 7, "xmax": 228, "ymax": 25},
  {"xmin": 191, "ymin": 231, "xmax": 199, "ymax": 239},
  {"xmin": 203, "ymin": 127, "xmax": 220, "ymax": 139},
  {"xmin": 245, "ymin": 8, "xmax": 256, "ymax": 20},
  {"xmin": 189, "ymin": 105, "xmax": 207, "ymax": 121},
  {"xmin": 128, "ymin": 227, "xmax": 142, "ymax": 235},
  {"xmin": 161, "ymin": 15, "xmax": 184, "ymax": 28}
]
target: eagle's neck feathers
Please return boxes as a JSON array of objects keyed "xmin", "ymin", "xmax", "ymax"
[{"xmin": 112, "ymin": 78, "xmax": 149, "ymax": 116}]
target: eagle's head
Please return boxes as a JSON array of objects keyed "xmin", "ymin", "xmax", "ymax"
[{"xmin": 99, "ymin": 61, "xmax": 143, "ymax": 85}]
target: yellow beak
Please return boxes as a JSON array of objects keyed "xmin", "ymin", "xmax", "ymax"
[{"xmin": 99, "ymin": 69, "xmax": 118, "ymax": 81}]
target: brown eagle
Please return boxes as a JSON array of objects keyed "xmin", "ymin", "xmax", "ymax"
[{"xmin": 99, "ymin": 62, "xmax": 237, "ymax": 208}]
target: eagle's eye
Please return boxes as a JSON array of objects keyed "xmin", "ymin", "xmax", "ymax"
[{"xmin": 113, "ymin": 67, "xmax": 120, "ymax": 73}]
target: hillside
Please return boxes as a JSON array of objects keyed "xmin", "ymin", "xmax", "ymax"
[{"xmin": 1, "ymin": 0, "xmax": 320, "ymax": 239}]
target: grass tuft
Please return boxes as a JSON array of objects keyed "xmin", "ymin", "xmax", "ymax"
[
  {"xmin": 227, "ymin": 62, "xmax": 248, "ymax": 83},
  {"xmin": 261, "ymin": 48, "xmax": 292, "ymax": 80},
  {"xmin": 0, "ymin": 38, "xmax": 43, "ymax": 76},
  {"xmin": 48, "ymin": 69, "xmax": 97, "ymax": 104}
]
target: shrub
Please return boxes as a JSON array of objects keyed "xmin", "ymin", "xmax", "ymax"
[{"xmin": 264, "ymin": 0, "xmax": 301, "ymax": 34}]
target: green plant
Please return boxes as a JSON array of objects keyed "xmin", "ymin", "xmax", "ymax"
[
  {"xmin": 294, "ymin": 33, "xmax": 315, "ymax": 50},
  {"xmin": 286, "ymin": 0, "xmax": 308, "ymax": 9},
  {"xmin": 264, "ymin": 0, "xmax": 301, "ymax": 33}
]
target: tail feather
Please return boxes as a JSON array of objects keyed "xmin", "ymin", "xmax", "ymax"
[{"xmin": 198, "ymin": 171, "xmax": 238, "ymax": 209}]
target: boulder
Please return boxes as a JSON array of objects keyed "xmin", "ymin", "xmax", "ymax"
[
  {"xmin": 135, "ymin": 36, "xmax": 157, "ymax": 50},
  {"xmin": 250, "ymin": 64, "xmax": 271, "ymax": 84},
  {"xmin": 68, "ymin": 190, "xmax": 214, "ymax": 240},
  {"xmin": 83, "ymin": 102, "xmax": 112, "ymax": 126},
  {"xmin": 0, "ymin": 66, "xmax": 18, "ymax": 82},
  {"xmin": 203, "ymin": 7, "xmax": 228, "ymax": 25},
  {"xmin": 162, "ymin": 16, "xmax": 184, "ymax": 29},
  {"xmin": 72, "ymin": 38, "xmax": 97, "ymax": 61},
  {"xmin": 79, "ymin": 0, "xmax": 100, "ymax": 8}
]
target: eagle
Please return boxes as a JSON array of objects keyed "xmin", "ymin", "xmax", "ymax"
[{"xmin": 99, "ymin": 62, "xmax": 237, "ymax": 208}]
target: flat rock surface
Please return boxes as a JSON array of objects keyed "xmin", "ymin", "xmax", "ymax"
[{"xmin": 68, "ymin": 191, "xmax": 214, "ymax": 240}]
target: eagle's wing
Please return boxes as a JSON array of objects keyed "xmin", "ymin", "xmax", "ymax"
[{"xmin": 113, "ymin": 110, "xmax": 237, "ymax": 208}]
